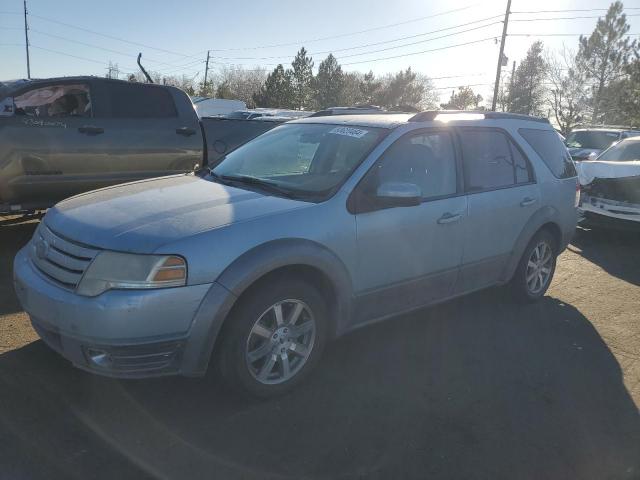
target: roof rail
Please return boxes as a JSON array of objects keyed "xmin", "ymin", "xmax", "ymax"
[
  {"xmin": 409, "ymin": 110, "xmax": 549, "ymax": 124},
  {"xmin": 573, "ymin": 124, "xmax": 639, "ymax": 130}
]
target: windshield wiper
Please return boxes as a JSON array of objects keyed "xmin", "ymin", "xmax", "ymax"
[{"xmin": 217, "ymin": 174, "xmax": 300, "ymax": 199}]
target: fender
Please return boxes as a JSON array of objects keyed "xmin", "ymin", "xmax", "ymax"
[
  {"xmin": 181, "ymin": 238, "xmax": 354, "ymax": 376},
  {"xmin": 501, "ymin": 205, "xmax": 562, "ymax": 283}
]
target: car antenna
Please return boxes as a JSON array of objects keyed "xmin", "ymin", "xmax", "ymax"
[{"xmin": 137, "ymin": 53, "xmax": 154, "ymax": 83}]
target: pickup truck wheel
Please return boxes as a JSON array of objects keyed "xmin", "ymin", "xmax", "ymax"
[
  {"xmin": 511, "ymin": 230, "xmax": 557, "ymax": 303},
  {"xmin": 217, "ymin": 279, "xmax": 327, "ymax": 398}
]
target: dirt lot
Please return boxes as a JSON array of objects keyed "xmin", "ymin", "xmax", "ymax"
[{"xmin": 0, "ymin": 215, "xmax": 639, "ymax": 480}]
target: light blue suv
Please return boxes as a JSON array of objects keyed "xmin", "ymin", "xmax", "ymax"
[{"xmin": 14, "ymin": 111, "xmax": 578, "ymax": 397}]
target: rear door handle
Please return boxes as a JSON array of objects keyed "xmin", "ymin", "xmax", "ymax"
[
  {"xmin": 437, "ymin": 212, "xmax": 462, "ymax": 224},
  {"xmin": 176, "ymin": 127, "xmax": 196, "ymax": 136},
  {"xmin": 78, "ymin": 125, "xmax": 104, "ymax": 135},
  {"xmin": 520, "ymin": 197, "xmax": 537, "ymax": 207}
]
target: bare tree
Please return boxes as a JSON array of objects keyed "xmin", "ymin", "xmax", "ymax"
[{"xmin": 546, "ymin": 48, "xmax": 589, "ymax": 135}]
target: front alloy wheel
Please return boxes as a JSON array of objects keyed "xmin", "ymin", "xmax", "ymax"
[
  {"xmin": 217, "ymin": 279, "xmax": 327, "ymax": 398},
  {"xmin": 245, "ymin": 300, "xmax": 316, "ymax": 385}
]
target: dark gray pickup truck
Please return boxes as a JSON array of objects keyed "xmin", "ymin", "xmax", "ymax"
[{"xmin": 0, "ymin": 77, "xmax": 283, "ymax": 213}]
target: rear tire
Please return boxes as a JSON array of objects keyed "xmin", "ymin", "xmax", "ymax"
[
  {"xmin": 511, "ymin": 229, "xmax": 557, "ymax": 303},
  {"xmin": 216, "ymin": 278, "xmax": 328, "ymax": 398}
]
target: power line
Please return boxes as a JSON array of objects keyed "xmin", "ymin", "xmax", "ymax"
[
  {"xmin": 341, "ymin": 37, "xmax": 496, "ymax": 66},
  {"xmin": 27, "ymin": 13, "xmax": 203, "ymax": 61},
  {"xmin": 30, "ymin": 44, "xmax": 127, "ymax": 67},
  {"xmin": 207, "ymin": 17, "xmax": 503, "ymax": 61},
  {"xmin": 207, "ymin": 3, "xmax": 483, "ymax": 52},
  {"xmin": 509, "ymin": 32, "xmax": 639, "ymax": 37},
  {"xmin": 511, "ymin": 13, "xmax": 640, "ymax": 22},
  {"xmin": 28, "ymin": 28, "xmax": 205, "ymax": 72},
  {"xmin": 512, "ymin": 7, "xmax": 640, "ymax": 14}
]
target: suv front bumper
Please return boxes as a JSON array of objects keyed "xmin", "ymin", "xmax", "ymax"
[{"xmin": 13, "ymin": 245, "xmax": 217, "ymax": 378}]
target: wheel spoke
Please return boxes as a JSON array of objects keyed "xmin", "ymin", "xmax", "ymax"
[
  {"xmin": 540, "ymin": 266, "xmax": 551, "ymax": 275},
  {"xmin": 286, "ymin": 302, "xmax": 304, "ymax": 326},
  {"xmin": 289, "ymin": 342, "xmax": 310, "ymax": 357},
  {"xmin": 527, "ymin": 260, "xmax": 537, "ymax": 269},
  {"xmin": 251, "ymin": 323, "xmax": 273, "ymax": 339},
  {"xmin": 289, "ymin": 320, "xmax": 314, "ymax": 338},
  {"xmin": 273, "ymin": 303, "xmax": 284, "ymax": 326},
  {"xmin": 526, "ymin": 269, "xmax": 538, "ymax": 282},
  {"xmin": 247, "ymin": 342, "xmax": 271, "ymax": 363},
  {"xmin": 280, "ymin": 354, "xmax": 291, "ymax": 378},
  {"xmin": 538, "ymin": 272, "xmax": 545, "ymax": 288},
  {"xmin": 257, "ymin": 354, "xmax": 277, "ymax": 380}
]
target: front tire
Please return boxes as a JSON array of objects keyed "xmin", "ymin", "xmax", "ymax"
[
  {"xmin": 217, "ymin": 278, "xmax": 328, "ymax": 398},
  {"xmin": 511, "ymin": 230, "xmax": 558, "ymax": 302}
]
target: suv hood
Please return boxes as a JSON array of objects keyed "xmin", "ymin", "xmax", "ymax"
[{"xmin": 45, "ymin": 175, "xmax": 310, "ymax": 252}]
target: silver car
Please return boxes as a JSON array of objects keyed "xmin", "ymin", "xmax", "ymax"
[{"xmin": 14, "ymin": 111, "xmax": 578, "ymax": 397}]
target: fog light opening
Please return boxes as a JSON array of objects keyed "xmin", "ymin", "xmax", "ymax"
[{"xmin": 86, "ymin": 348, "xmax": 113, "ymax": 368}]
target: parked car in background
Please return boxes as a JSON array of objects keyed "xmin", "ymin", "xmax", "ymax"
[
  {"xmin": 192, "ymin": 98, "xmax": 246, "ymax": 118},
  {"xmin": 14, "ymin": 110, "xmax": 578, "ymax": 397},
  {"xmin": 0, "ymin": 77, "xmax": 275, "ymax": 213},
  {"xmin": 565, "ymin": 126, "xmax": 640, "ymax": 161},
  {"xmin": 577, "ymin": 136, "xmax": 640, "ymax": 230}
]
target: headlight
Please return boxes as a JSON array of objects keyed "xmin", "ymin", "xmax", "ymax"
[{"xmin": 76, "ymin": 251, "xmax": 187, "ymax": 297}]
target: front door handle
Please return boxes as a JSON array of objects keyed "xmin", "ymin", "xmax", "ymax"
[
  {"xmin": 520, "ymin": 197, "xmax": 537, "ymax": 207},
  {"xmin": 176, "ymin": 127, "xmax": 196, "ymax": 136},
  {"xmin": 78, "ymin": 125, "xmax": 104, "ymax": 135},
  {"xmin": 437, "ymin": 212, "xmax": 462, "ymax": 224}
]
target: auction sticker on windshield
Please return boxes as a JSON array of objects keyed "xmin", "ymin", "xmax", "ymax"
[{"xmin": 329, "ymin": 126, "xmax": 369, "ymax": 138}]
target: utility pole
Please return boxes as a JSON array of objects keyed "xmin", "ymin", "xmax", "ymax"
[
  {"xmin": 203, "ymin": 50, "xmax": 211, "ymax": 96},
  {"xmin": 491, "ymin": 0, "xmax": 511, "ymax": 111},
  {"xmin": 23, "ymin": 0, "xmax": 31, "ymax": 79}
]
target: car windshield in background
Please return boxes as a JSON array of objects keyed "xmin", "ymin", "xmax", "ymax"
[
  {"xmin": 210, "ymin": 123, "xmax": 385, "ymax": 200},
  {"xmin": 598, "ymin": 139, "xmax": 640, "ymax": 162},
  {"xmin": 566, "ymin": 130, "xmax": 619, "ymax": 150}
]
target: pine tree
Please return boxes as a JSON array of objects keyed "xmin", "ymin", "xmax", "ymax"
[
  {"xmin": 509, "ymin": 41, "xmax": 547, "ymax": 116},
  {"xmin": 252, "ymin": 64, "xmax": 295, "ymax": 108},
  {"xmin": 359, "ymin": 71, "xmax": 382, "ymax": 105},
  {"xmin": 378, "ymin": 68, "xmax": 423, "ymax": 108},
  {"xmin": 313, "ymin": 54, "xmax": 345, "ymax": 109},
  {"xmin": 576, "ymin": 1, "xmax": 637, "ymax": 122},
  {"xmin": 291, "ymin": 47, "xmax": 314, "ymax": 110},
  {"xmin": 440, "ymin": 86, "xmax": 482, "ymax": 110}
]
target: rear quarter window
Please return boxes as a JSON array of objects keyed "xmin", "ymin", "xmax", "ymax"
[
  {"xmin": 518, "ymin": 128, "xmax": 577, "ymax": 179},
  {"xmin": 107, "ymin": 83, "xmax": 177, "ymax": 118}
]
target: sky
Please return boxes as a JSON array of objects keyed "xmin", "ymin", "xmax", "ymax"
[{"xmin": 1, "ymin": 0, "xmax": 639, "ymax": 105}]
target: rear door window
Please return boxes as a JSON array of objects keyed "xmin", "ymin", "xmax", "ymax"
[
  {"xmin": 13, "ymin": 83, "xmax": 91, "ymax": 118},
  {"xmin": 459, "ymin": 129, "xmax": 533, "ymax": 192},
  {"xmin": 519, "ymin": 128, "xmax": 577, "ymax": 178},
  {"xmin": 107, "ymin": 83, "xmax": 177, "ymax": 118}
]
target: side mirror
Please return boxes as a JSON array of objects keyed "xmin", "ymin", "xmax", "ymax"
[
  {"xmin": 375, "ymin": 181, "xmax": 422, "ymax": 207},
  {"xmin": 587, "ymin": 151, "xmax": 598, "ymax": 161}
]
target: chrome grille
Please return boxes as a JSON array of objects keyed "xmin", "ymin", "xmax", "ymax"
[{"xmin": 29, "ymin": 224, "xmax": 100, "ymax": 289}]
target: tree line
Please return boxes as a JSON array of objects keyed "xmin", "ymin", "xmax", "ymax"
[{"xmin": 127, "ymin": 1, "xmax": 639, "ymax": 133}]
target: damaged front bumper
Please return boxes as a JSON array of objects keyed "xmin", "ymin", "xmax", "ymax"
[{"xmin": 579, "ymin": 194, "xmax": 640, "ymax": 230}]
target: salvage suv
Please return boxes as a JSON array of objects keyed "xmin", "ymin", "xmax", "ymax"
[{"xmin": 14, "ymin": 111, "xmax": 578, "ymax": 397}]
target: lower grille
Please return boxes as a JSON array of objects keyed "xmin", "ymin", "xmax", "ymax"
[{"xmin": 29, "ymin": 224, "xmax": 100, "ymax": 289}]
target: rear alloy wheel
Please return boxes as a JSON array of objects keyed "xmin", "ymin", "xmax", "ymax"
[
  {"xmin": 217, "ymin": 279, "xmax": 327, "ymax": 397},
  {"xmin": 511, "ymin": 230, "xmax": 557, "ymax": 302}
]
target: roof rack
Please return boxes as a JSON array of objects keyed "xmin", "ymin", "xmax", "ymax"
[
  {"xmin": 572, "ymin": 124, "xmax": 640, "ymax": 130},
  {"xmin": 409, "ymin": 110, "xmax": 549, "ymax": 124}
]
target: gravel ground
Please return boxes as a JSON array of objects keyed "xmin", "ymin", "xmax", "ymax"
[{"xmin": 0, "ymin": 215, "xmax": 638, "ymax": 480}]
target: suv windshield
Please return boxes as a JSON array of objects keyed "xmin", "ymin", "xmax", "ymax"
[
  {"xmin": 565, "ymin": 130, "xmax": 620, "ymax": 150},
  {"xmin": 210, "ymin": 123, "xmax": 385, "ymax": 200},
  {"xmin": 598, "ymin": 139, "xmax": 640, "ymax": 162}
]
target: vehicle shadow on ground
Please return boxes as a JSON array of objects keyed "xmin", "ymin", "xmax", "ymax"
[
  {"xmin": 570, "ymin": 227, "xmax": 640, "ymax": 286},
  {"xmin": 0, "ymin": 216, "xmax": 39, "ymax": 315},
  {"xmin": 0, "ymin": 290, "xmax": 638, "ymax": 480}
]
